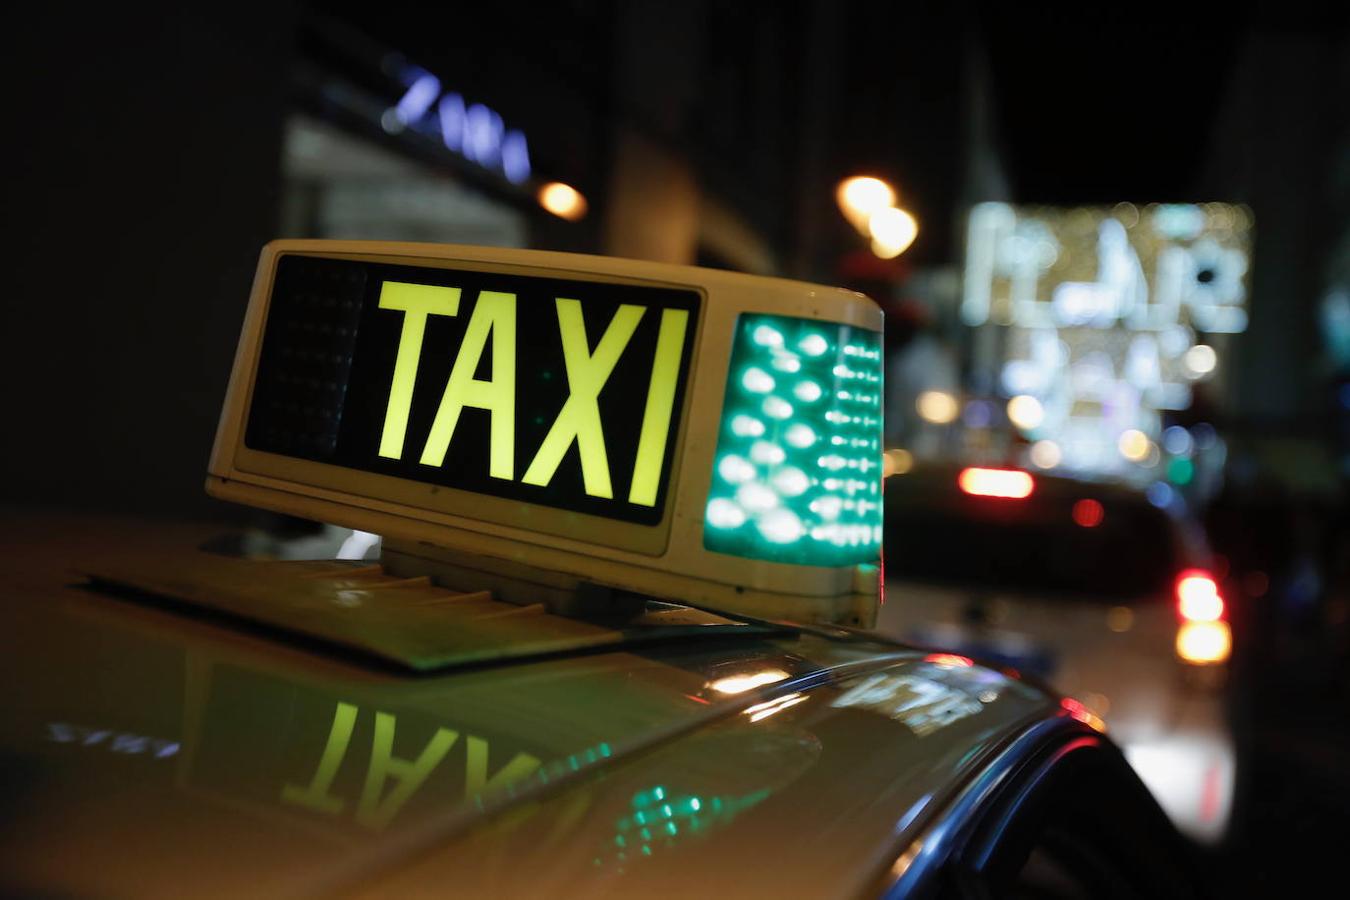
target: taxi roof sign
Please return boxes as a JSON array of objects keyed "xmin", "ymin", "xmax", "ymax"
[{"xmin": 209, "ymin": 241, "xmax": 883, "ymax": 625}]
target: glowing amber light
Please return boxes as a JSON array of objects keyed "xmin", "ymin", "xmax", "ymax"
[
  {"xmin": 958, "ymin": 467, "xmax": 1034, "ymax": 499},
  {"xmin": 1117, "ymin": 429, "xmax": 1152, "ymax": 463},
  {"xmin": 836, "ymin": 176, "xmax": 896, "ymax": 231},
  {"xmin": 1106, "ymin": 606, "xmax": 1134, "ymax": 633},
  {"xmin": 1176, "ymin": 570, "xmax": 1224, "ymax": 622},
  {"xmin": 924, "ymin": 653, "xmax": 974, "ymax": 668},
  {"xmin": 708, "ymin": 669, "xmax": 790, "ymax": 695},
  {"xmin": 538, "ymin": 182, "xmax": 588, "ymax": 221},
  {"xmin": 883, "ymin": 448, "xmax": 914, "ymax": 477},
  {"xmin": 1006, "ymin": 394, "xmax": 1045, "ymax": 430},
  {"xmin": 916, "ymin": 390, "xmax": 959, "ymax": 424},
  {"xmin": 868, "ymin": 207, "xmax": 918, "ymax": 259},
  {"xmin": 1072, "ymin": 498, "xmax": 1105, "ymax": 528},
  {"xmin": 1176, "ymin": 620, "xmax": 1231, "ymax": 665}
]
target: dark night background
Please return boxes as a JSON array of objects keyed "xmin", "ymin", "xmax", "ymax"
[{"xmin": 3, "ymin": 2, "xmax": 1349, "ymax": 894}]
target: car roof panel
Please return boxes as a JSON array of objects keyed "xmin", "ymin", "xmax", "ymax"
[{"xmin": 0, "ymin": 512, "xmax": 1055, "ymax": 896}]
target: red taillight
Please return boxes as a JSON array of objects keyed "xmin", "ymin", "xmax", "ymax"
[
  {"xmin": 1176, "ymin": 569, "xmax": 1224, "ymax": 622},
  {"xmin": 1072, "ymin": 498, "xmax": 1104, "ymax": 528},
  {"xmin": 1060, "ymin": 697, "xmax": 1106, "ymax": 732},
  {"xmin": 958, "ymin": 467, "xmax": 1034, "ymax": 499}
]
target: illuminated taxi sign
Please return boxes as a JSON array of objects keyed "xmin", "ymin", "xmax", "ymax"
[
  {"xmin": 245, "ymin": 257, "xmax": 696, "ymax": 524},
  {"xmin": 704, "ymin": 314, "xmax": 882, "ymax": 565},
  {"xmin": 209, "ymin": 242, "xmax": 883, "ymax": 625}
]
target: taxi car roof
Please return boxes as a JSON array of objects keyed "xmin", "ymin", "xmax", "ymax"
[{"xmin": 1, "ymin": 511, "xmax": 1062, "ymax": 897}]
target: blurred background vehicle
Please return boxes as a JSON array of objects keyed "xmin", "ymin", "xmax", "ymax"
[{"xmin": 877, "ymin": 461, "xmax": 1235, "ymax": 843}]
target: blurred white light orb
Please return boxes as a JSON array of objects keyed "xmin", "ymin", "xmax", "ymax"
[
  {"xmin": 1007, "ymin": 394, "xmax": 1045, "ymax": 430},
  {"xmin": 1183, "ymin": 344, "xmax": 1218, "ymax": 377},
  {"xmin": 1029, "ymin": 440, "xmax": 1062, "ymax": 469},
  {"xmin": 1118, "ymin": 429, "xmax": 1152, "ymax": 463},
  {"xmin": 916, "ymin": 390, "xmax": 959, "ymax": 424}
]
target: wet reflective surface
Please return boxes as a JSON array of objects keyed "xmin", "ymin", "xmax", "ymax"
[{"xmin": 0, "ymin": 513, "xmax": 1054, "ymax": 897}]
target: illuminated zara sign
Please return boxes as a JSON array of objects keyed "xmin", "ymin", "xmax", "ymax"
[{"xmin": 382, "ymin": 64, "xmax": 532, "ymax": 186}]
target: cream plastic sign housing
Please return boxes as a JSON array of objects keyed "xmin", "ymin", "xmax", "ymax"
[{"xmin": 208, "ymin": 241, "xmax": 883, "ymax": 624}]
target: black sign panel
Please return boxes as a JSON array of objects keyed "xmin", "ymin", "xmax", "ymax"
[{"xmin": 246, "ymin": 256, "xmax": 700, "ymax": 525}]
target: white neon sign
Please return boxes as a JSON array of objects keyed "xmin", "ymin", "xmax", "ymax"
[
  {"xmin": 963, "ymin": 203, "xmax": 1250, "ymax": 335},
  {"xmin": 963, "ymin": 202, "xmax": 1252, "ymax": 475}
]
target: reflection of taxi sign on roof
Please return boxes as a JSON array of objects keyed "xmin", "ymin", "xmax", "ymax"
[{"xmin": 209, "ymin": 241, "xmax": 883, "ymax": 624}]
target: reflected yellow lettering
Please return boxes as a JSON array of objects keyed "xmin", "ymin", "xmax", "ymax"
[
  {"xmin": 281, "ymin": 704, "xmax": 545, "ymax": 832},
  {"xmin": 355, "ymin": 711, "xmax": 459, "ymax": 830},
  {"xmin": 464, "ymin": 735, "xmax": 541, "ymax": 796},
  {"xmin": 419, "ymin": 291, "xmax": 518, "ymax": 478},
  {"xmin": 522, "ymin": 300, "xmax": 644, "ymax": 498},
  {"xmin": 377, "ymin": 282, "xmax": 462, "ymax": 460},
  {"xmin": 628, "ymin": 308, "xmax": 689, "ymax": 506},
  {"xmin": 281, "ymin": 701, "xmax": 358, "ymax": 816}
]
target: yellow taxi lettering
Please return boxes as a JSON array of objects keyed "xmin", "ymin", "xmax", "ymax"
[
  {"xmin": 464, "ymin": 734, "xmax": 541, "ymax": 796},
  {"xmin": 521, "ymin": 299, "xmax": 645, "ymax": 498},
  {"xmin": 419, "ymin": 291, "xmax": 518, "ymax": 477},
  {"xmin": 280, "ymin": 700, "xmax": 358, "ymax": 816},
  {"xmin": 377, "ymin": 282, "xmax": 462, "ymax": 460},
  {"xmin": 355, "ymin": 711, "xmax": 460, "ymax": 830},
  {"xmin": 628, "ymin": 308, "xmax": 690, "ymax": 506}
]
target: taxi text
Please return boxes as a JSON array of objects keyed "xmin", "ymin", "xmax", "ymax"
[{"xmin": 376, "ymin": 281, "xmax": 689, "ymax": 506}]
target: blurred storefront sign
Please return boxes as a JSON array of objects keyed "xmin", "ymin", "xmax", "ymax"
[
  {"xmin": 282, "ymin": 16, "xmax": 598, "ymax": 251},
  {"xmin": 382, "ymin": 64, "xmax": 532, "ymax": 187},
  {"xmin": 282, "ymin": 116, "xmax": 528, "ymax": 247},
  {"xmin": 961, "ymin": 202, "xmax": 1252, "ymax": 479}
]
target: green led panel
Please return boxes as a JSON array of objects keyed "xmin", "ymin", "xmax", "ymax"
[{"xmin": 704, "ymin": 314, "xmax": 882, "ymax": 566}]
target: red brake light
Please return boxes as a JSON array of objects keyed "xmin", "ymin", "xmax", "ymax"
[
  {"xmin": 958, "ymin": 467, "xmax": 1034, "ymax": 499},
  {"xmin": 1176, "ymin": 569, "xmax": 1224, "ymax": 622},
  {"xmin": 1072, "ymin": 498, "xmax": 1104, "ymax": 528}
]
